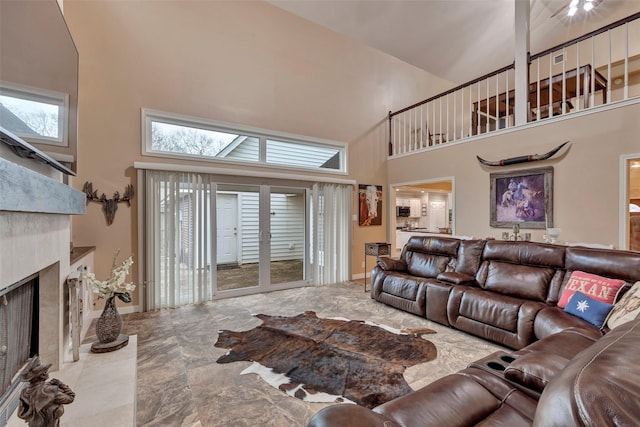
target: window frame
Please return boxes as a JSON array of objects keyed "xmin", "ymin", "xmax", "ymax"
[
  {"xmin": 0, "ymin": 81, "xmax": 69, "ymax": 147},
  {"xmin": 142, "ymin": 109, "xmax": 348, "ymax": 174}
]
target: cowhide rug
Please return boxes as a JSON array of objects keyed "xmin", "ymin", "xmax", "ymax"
[{"xmin": 214, "ymin": 311, "xmax": 437, "ymax": 409}]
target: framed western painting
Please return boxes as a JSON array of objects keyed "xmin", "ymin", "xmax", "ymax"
[
  {"xmin": 490, "ymin": 167, "xmax": 553, "ymax": 229},
  {"xmin": 358, "ymin": 184, "xmax": 383, "ymax": 226}
]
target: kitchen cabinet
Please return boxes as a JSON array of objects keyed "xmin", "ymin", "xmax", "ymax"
[
  {"xmin": 409, "ymin": 199, "xmax": 421, "ymax": 217},
  {"xmin": 429, "ymin": 199, "xmax": 447, "ymax": 231}
]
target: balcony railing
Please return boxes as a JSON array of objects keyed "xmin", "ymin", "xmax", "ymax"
[{"xmin": 388, "ymin": 12, "xmax": 640, "ymax": 157}]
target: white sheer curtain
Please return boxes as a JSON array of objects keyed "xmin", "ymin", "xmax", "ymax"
[
  {"xmin": 310, "ymin": 183, "xmax": 352, "ymax": 285},
  {"xmin": 144, "ymin": 170, "xmax": 214, "ymax": 310}
]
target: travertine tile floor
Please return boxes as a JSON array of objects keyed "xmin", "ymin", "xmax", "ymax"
[{"xmin": 118, "ymin": 281, "xmax": 505, "ymax": 427}]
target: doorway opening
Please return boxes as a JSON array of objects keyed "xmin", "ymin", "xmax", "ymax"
[
  {"xmin": 391, "ymin": 178, "xmax": 454, "ymax": 254},
  {"xmin": 213, "ymin": 184, "xmax": 306, "ymax": 293},
  {"xmin": 625, "ymin": 156, "xmax": 640, "ymax": 252}
]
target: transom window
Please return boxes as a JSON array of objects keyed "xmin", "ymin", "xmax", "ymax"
[
  {"xmin": 142, "ymin": 109, "xmax": 346, "ymax": 173},
  {"xmin": 0, "ymin": 83, "xmax": 68, "ymax": 146}
]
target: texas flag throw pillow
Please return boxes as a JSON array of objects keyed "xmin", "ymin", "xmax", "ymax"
[{"xmin": 557, "ymin": 271, "xmax": 626, "ymax": 308}]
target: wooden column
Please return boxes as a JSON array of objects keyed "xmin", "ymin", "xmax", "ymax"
[{"xmin": 514, "ymin": 0, "xmax": 530, "ymax": 126}]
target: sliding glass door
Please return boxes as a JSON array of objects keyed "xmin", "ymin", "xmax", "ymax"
[
  {"xmin": 143, "ymin": 170, "xmax": 351, "ymax": 309},
  {"xmin": 215, "ymin": 185, "xmax": 307, "ymax": 294},
  {"xmin": 144, "ymin": 171, "xmax": 314, "ymax": 308}
]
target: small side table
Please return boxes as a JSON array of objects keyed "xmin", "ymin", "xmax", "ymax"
[{"xmin": 364, "ymin": 242, "xmax": 391, "ymax": 292}]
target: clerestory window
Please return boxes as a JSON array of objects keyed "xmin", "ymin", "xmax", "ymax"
[
  {"xmin": 0, "ymin": 83, "xmax": 68, "ymax": 146},
  {"xmin": 142, "ymin": 109, "xmax": 346, "ymax": 173}
]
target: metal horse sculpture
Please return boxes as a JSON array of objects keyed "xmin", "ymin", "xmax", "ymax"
[
  {"xmin": 477, "ymin": 141, "xmax": 570, "ymax": 167},
  {"xmin": 83, "ymin": 181, "xmax": 134, "ymax": 225}
]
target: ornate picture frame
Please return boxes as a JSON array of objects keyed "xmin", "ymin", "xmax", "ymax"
[{"xmin": 490, "ymin": 167, "xmax": 553, "ymax": 229}]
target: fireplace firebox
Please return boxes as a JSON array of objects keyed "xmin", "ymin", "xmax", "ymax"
[{"xmin": 0, "ymin": 274, "xmax": 39, "ymax": 424}]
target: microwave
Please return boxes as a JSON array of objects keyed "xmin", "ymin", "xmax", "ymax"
[{"xmin": 396, "ymin": 206, "xmax": 411, "ymax": 217}]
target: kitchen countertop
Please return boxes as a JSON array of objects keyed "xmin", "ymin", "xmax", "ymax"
[
  {"xmin": 397, "ymin": 228, "xmax": 452, "ymax": 235},
  {"xmin": 70, "ymin": 246, "xmax": 96, "ymax": 264}
]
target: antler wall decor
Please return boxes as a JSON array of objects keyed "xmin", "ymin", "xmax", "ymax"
[{"xmin": 83, "ymin": 181, "xmax": 134, "ymax": 225}]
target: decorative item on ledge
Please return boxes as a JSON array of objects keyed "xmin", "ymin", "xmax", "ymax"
[
  {"xmin": 501, "ymin": 224, "xmax": 532, "ymax": 241},
  {"xmin": 18, "ymin": 356, "xmax": 75, "ymax": 426},
  {"xmin": 543, "ymin": 227, "xmax": 562, "ymax": 244},
  {"xmin": 93, "ymin": 296, "xmax": 128, "ymax": 352},
  {"xmin": 83, "ymin": 181, "xmax": 134, "ymax": 225},
  {"xmin": 477, "ymin": 141, "xmax": 569, "ymax": 167},
  {"xmin": 83, "ymin": 250, "xmax": 136, "ymax": 353}
]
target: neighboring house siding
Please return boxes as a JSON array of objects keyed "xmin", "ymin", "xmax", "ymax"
[
  {"xmin": 239, "ymin": 192, "xmax": 305, "ymax": 264},
  {"xmin": 223, "ymin": 137, "xmax": 337, "ymax": 168},
  {"xmin": 239, "ymin": 192, "xmax": 260, "ymax": 264},
  {"xmin": 266, "ymin": 140, "xmax": 335, "ymax": 167},
  {"xmin": 224, "ymin": 136, "xmax": 259, "ymax": 162},
  {"xmin": 270, "ymin": 193, "xmax": 305, "ymax": 262}
]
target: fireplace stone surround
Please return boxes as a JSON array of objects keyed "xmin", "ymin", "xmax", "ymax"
[{"xmin": 0, "ymin": 146, "xmax": 85, "ymax": 421}]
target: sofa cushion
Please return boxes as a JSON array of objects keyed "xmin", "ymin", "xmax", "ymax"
[
  {"xmin": 607, "ymin": 281, "xmax": 640, "ymax": 330},
  {"xmin": 516, "ymin": 327, "xmax": 598, "ymax": 360},
  {"xmin": 406, "ymin": 252, "xmax": 450, "ymax": 278},
  {"xmin": 381, "ymin": 275, "xmax": 421, "ymax": 301},
  {"xmin": 374, "ymin": 368, "xmax": 537, "ymax": 427},
  {"xmin": 404, "ymin": 236, "xmax": 460, "ymax": 256},
  {"xmin": 557, "ymin": 270, "xmax": 626, "ymax": 308},
  {"xmin": 533, "ymin": 307, "xmax": 602, "ymax": 341},
  {"xmin": 565, "ymin": 246, "xmax": 640, "ymax": 284},
  {"xmin": 482, "ymin": 240, "xmax": 565, "ymax": 268},
  {"xmin": 564, "ymin": 291, "xmax": 614, "ymax": 329},
  {"xmin": 505, "ymin": 352, "xmax": 569, "ymax": 393},
  {"xmin": 484, "ymin": 262, "xmax": 554, "ymax": 302},
  {"xmin": 458, "ymin": 289, "xmax": 520, "ymax": 332},
  {"xmin": 376, "ymin": 257, "xmax": 407, "ymax": 271},
  {"xmin": 455, "ymin": 239, "xmax": 485, "ymax": 276},
  {"xmin": 436, "ymin": 271, "xmax": 475, "ymax": 285}
]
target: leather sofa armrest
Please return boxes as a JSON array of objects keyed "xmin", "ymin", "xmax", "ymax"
[
  {"xmin": 307, "ymin": 404, "xmax": 398, "ymax": 427},
  {"xmin": 376, "ymin": 256, "xmax": 407, "ymax": 271},
  {"xmin": 504, "ymin": 352, "xmax": 569, "ymax": 393},
  {"xmin": 436, "ymin": 271, "xmax": 475, "ymax": 285}
]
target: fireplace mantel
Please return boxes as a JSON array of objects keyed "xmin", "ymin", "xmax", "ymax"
[{"xmin": 0, "ymin": 157, "xmax": 85, "ymax": 215}]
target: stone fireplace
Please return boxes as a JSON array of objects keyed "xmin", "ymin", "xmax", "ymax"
[
  {"xmin": 0, "ymin": 211, "xmax": 72, "ymax": 369},
  {"xmin": 0, "ymin": 144, "xmax": 85, "ymax": 422}
]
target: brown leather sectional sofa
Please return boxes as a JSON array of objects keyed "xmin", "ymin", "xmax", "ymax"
[
  {"xmin": 373, "ymin": 236, "xmax": 640, "ymax": 347},
  {"xmin": 308, "ymin": 236, "xmax": 640, "ymax": 426}
]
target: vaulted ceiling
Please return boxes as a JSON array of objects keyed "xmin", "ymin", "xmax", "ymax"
[{"xmin": 268, "ymin": 0, "xmax": 640, "ymax": 84}]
